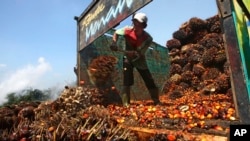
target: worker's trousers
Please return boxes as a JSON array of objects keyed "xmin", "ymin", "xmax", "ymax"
[{"xmin": 121, "ymin": 60, "xmax": 160, "ymax": 105}]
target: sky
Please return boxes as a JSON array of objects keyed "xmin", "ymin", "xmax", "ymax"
[{"xmin": 0, "ymin": 0, "xmax": 218, "ymax": 104}]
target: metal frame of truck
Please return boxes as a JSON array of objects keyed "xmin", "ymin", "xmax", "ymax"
[
  {"xmin": 74, "ymin": 0, "xmax": 250, "ymax": 123},
  {"xmin": 216, "ymin": 0, "xmax": 250, "ymax": 124}
]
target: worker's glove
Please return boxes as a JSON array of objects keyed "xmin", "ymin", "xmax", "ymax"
[{"xmin": 110, "ymin": 41, "xmax": 118, "ymax": 51}]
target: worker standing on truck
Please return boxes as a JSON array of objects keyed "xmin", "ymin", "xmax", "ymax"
[{"xmin": 110, "ymin": 12, "xmax": 161, "ymax": 106}]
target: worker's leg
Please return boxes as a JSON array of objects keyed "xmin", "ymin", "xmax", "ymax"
[
  {"xmin": 137, "ymin": 68, "xmax": 161, "ymax": 105},
  {"xmin": 121, "ymin": 86, "xmax": 130, "ymax": 106},
  {"xmin": 121, "ymin": 57, "xmax": 133, "ymax": 106},
  {"xmin": 148, "ymin": 88, "xmax": 161, "ymax": 105}
]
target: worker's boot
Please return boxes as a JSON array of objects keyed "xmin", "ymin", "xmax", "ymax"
[
  {"xmin": 149, "ymin": 88, "xmax": 162, "ymax": 105},
  {"xmin": 120, "ymin": 86, "xmax": 130, "ymax": 107}
]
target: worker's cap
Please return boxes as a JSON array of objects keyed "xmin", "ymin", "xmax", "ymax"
[{"xmin": 133, "ymin": 13, "xmax": 148, "ymax": 24}]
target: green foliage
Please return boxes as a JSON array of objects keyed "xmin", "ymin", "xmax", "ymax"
[{"xmin": 1, "ymin": 88, "xmax": 54, "ymax": 107}]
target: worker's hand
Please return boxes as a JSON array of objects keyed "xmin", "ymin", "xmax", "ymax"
[
  {"xmin": 125, "ymin": 51, "xmax": 139, "ymax": 58},
  {"xmin": 110, "ymin": 41, "xmax": 118, "ymax": 51}
]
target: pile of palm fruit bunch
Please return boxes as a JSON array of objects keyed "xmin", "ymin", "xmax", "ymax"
[
  {"xmin": 0, "ymin": 86, "xmax": 137, "ymax": 141},
  {"xmin": 165, "ymin": 15, "xmax": 229, "ymax": 97},
  {"xmin": 0, "ymin": 15, "xmax": 238, "ymax": 141},
  {"xmin": 105, "ymin": 15, "xmax": 238, "ymax": 140}
]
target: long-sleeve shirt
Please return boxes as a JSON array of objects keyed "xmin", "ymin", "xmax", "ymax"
[{"xmin": 115, "ymin": 26, "xmax": 153, "ymax": 70}]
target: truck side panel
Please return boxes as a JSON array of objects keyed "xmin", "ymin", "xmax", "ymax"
[{"xmin": 216, "ymin": 0, "xmax": 250, "ymax": 123}]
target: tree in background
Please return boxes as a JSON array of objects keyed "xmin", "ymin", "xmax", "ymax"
[{"xmin": 1, "ymin": 88, "xmax": 56, "ymax": 107}]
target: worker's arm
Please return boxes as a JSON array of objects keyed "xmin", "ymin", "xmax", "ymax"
[
  {"xmin": 112, "ymin": 32, "xmax": 118, "ymax": 43},
  {"xmin": 137, "ymin": 33, "xmax": 153, "ymax": 56},
  {"xmin": 110, "ymin": 26, "xmax": 127, "ymax": 51},
  {"xmin": 110, "ymin": 32, "xmax": 118, "ymax": 51}
]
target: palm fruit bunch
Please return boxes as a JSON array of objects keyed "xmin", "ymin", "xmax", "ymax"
[{"xmin": 88, "ymin": 55, "xmax": 118, "ymax": 87}]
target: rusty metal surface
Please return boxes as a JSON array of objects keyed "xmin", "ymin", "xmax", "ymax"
[
  {"xmin": 122, "ymin": 126, "xmax": 228, "ymax": 141},
  {"xmin": 220, "ymin": 11, "xmax": 250, "ymax": 124}
]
